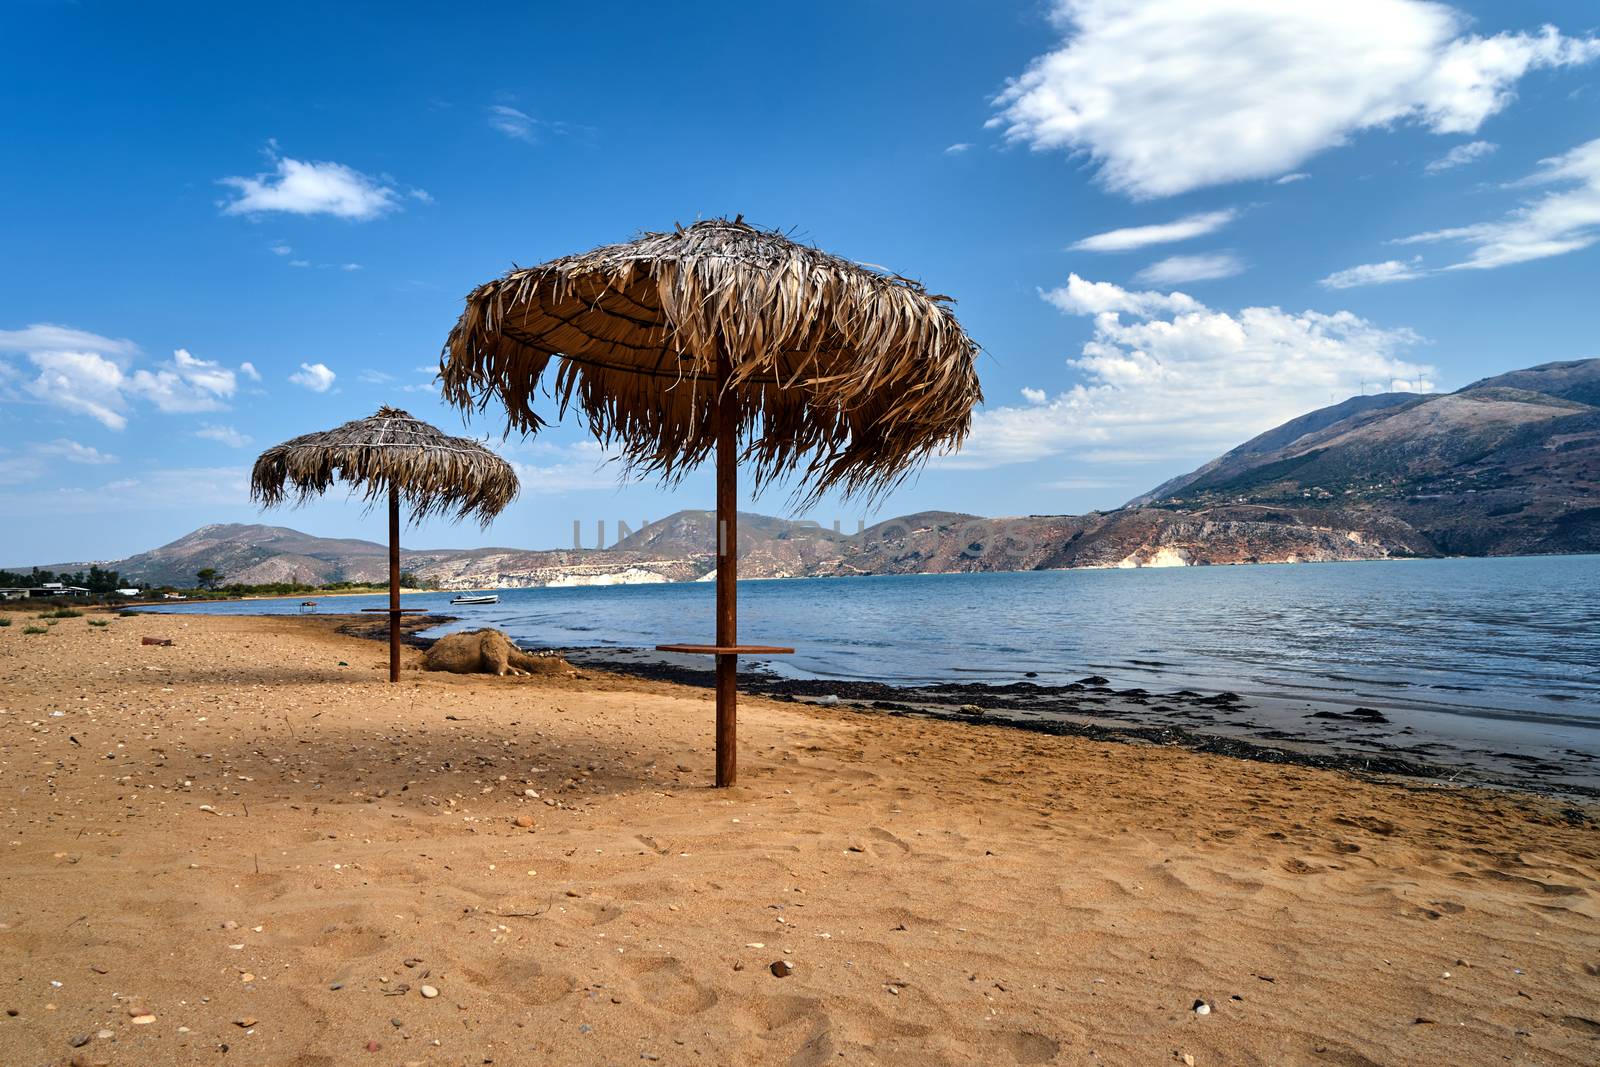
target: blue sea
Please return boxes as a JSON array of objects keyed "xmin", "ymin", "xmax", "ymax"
[{"xmin": 150, "ymin": 555, "xmax": 1600, "ymax": 790}]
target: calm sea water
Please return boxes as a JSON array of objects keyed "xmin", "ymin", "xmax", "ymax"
[
  {"xmin": 151, "ymin": 556, "xmax": 1600, "ymax": 785},
  {"xmin": 152, "ymin": 555, "xmax": 1600, "ymax": 711}
]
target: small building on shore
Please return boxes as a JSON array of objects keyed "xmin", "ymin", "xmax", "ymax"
[{"xmin": 2, "ymin": 583, "xmax": 94, "ymax": 599}]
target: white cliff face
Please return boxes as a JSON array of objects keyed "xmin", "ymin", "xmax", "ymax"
[
  {"xmin": 1115, "ymin": 546, "xmax": 1193, "ymax": 569},
  {"xmin": 544, "ymin": 568, "xmax": 670, "ymax": 588}
]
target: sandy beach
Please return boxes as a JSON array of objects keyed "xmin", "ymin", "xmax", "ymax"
[{"xmin": 2, "ymin": 612, "xmax": 1597, "ymax": 1066}]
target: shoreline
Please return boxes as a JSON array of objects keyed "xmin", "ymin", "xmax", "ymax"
[{"xmin": 292, "ymin": 612, "xmax": 1600, "ymax": 801}]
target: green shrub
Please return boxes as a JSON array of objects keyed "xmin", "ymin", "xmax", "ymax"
[
  {"xmin": 88, "ymin": 618, "xmax": 110, "ymax": 627},
  {"xmin": 0, "ymin": 617, "xmax": 11, "ymax": 627},
  {"xmin": 118, "ymin": 609, "xmax": 139, "ymax": 617},
  {"xmin": 22, "ymin": 625, "xmax": 47, "ymax": 635},
  {"xmin": 41, "ymin": 607, "xmax": 83, "ymax": 618}
]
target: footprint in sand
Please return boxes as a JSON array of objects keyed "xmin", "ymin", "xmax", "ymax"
[{"xmin": 618, "ymin": 954, "xmax": 717, "ymax": 1015}]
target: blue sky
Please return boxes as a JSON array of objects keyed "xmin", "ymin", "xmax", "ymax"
[{"xmin": 3, "ymin": 0, "xmax": 1598, "ymax": 565}]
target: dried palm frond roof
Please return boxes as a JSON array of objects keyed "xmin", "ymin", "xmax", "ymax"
[
  {"xmin": 251, "ymin": 407, "xmax": 519, "ymax": 525},
  {"xmin": 439, "ymin": 217, "xmax": 982, "ymax": 504}
]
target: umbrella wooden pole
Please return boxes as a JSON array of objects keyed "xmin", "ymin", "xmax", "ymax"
[
  {"xmin": 715, "ymin": 352, "xmax": 738, "ymax": 787},
  {"xmin": 388, "ymin": 484, "xmax": 401, "ymax": 683}
]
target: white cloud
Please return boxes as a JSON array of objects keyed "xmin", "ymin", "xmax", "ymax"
[
  {"xmin": 270, "ymin": 243, "xmax": 293, "ymax": 256},
  {"xmin": 1135, "ymin": 251, "xmax": 1244, "ymax": 285},
  {"xmin": 358, "ymin": 369, "xmax": 396, "ymax": 385},
  {"xmin": 1, "ymin": 326, "xmax": 246, "ymax": 429},
  {"xmin": 1320, "ymin": 257, "xmax": 1428, "ymax": 289},
  {"xmin": 1425, "ymin": 139, "xmax": 1497, "ymax": 173},
  {"xmin": 990, "ymin": 1, "xmax": 1600, "ymax": 198},
  {"xmin": 21, "ymin": 349, "xmax": 130, "ymax": 428},
  {"xmin": 945, "ymin": 143, "xmax": 973, "ymax": 154},
  {"xmin": 1021, "ymin": 387, "xmax": 1048, "ymax": 404},
  {"xmin": 1275, "ymin": 172, "xmax": 1311, "ymax": 185},
  {"xmin": 195, "ymin": 424, "xmax": 252, "ymax": 448},
  {"xmin": 1393, "ymin": 135, "xmax": 1600, "ymax": 269},
  {"xmin": 947, "ymin": 275, "xmax": 1433, "ymax": 469},
  {"xmin": 1042, "ymin": 273, "xmax": 1201, "ymax": 317},
  {"xmin": 220, "ymin": 149, "xmax": 412, "ymax": 220},
  {"xmin": 288, "ymin": 259, "xmax": 311, "ymax": 268},
  {"xmin": 126, "ymin": 348, "xmax": 237, "ymax": 413},
  {"xmin": 1070, "ymin": 209, "xmax": 1236, "ymax": 252},
  {"xmin": 238, "ymin": 361, "xmax": 261, "ymax": 382},
  {"xmin": 288, "ymin": 362, "xmax": 337, "ymax": 393},
  {"xmin": 340, "ymin": 262, "xmax": 363, "ymax": 272}
]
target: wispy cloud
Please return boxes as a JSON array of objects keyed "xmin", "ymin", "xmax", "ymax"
[
  {"xmin": 989, "ymin": 1, "xmax": 1600, "ymax": 198},
  {"xmin": 195, "ymin": 424, "xmax": 252, "ymax": 448},
  {"xmin": 1070, "ymin": 209, "xmax": 1237, "ymax": 252},
  {"xmin": 1394, "ymin": 135, "xmax": 1600, "ymax": 269},
  {"xmin": 1134, "ymin": 251, "xmax": 1244, "ymax": 285},
  {"xmin": 944, "ymin": 143, "xmax": 973, "ymax": 155},
  {"xmin": 0, "ymin": 466, "xmax": 250, "ymax": 516},
  {"xmin": 1274, "ymin": 172, "xmax": 1310, "ymax": 185},
  {"xmin": 1425, "ymin": 139, "xmax": 1497, "ymax": 174},
  {"xmin": 500, "ymin": 440, "xmax": 636, "ymax": 494},
  {"xmin": 0, "ymin": 439, "xmax": 119, "ymax": 484},
  {"xmin": 486, "ymin": 104, "xmax": 592, "ymax": 145},
  {"xmin": 1320, "ymin": 257, "xmax": 1427, "ymax": 289}
]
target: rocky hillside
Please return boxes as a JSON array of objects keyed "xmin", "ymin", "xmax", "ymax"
[
  {"xmin": 1132, "ymin": 359, "xmax": 1600, "ymax": 557},
  {"xmin": 109, "ymin": 524, "xmax": 393, "ymax": 587},
  {"xmin": 80, "ymin": 358, "xmax": 1600, "ymax": 586}
]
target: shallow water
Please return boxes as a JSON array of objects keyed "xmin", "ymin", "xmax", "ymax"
[{"xmin": 151, "ymin": 555, "xmax": 1600, "ymax": 790}]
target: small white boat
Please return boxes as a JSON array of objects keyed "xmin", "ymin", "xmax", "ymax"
[{"xmin": 450, "ymin": 593, "xmax": 499, "ymax": 605}]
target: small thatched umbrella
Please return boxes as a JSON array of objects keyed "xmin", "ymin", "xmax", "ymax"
[
  {"xmin": 440, "ymin": 217, "xmax": 981, "ymax": 786},
  {"xmin": 251, "ymin": 407, "xmax": 520, "ymax": 682}
]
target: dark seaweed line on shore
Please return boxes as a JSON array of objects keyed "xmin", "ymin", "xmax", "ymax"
[
  {"xmin": 561, "ymin": 652, "xmax": 1600, "ymax": 809},
  {"xmin": 335, "ymin": 615, "xmax": 1597, "ymax": 810}
]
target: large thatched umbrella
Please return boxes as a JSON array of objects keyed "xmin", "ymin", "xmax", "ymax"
[
  {"xmin": 440, "ymin": 217, "xmax": 981, "ymax": 786},
  {"xmin": 251, "ymin": 407, "xmax": 519, "ymax": 682}
]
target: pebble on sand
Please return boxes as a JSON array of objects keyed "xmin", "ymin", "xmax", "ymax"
[
  {"xmin": 420, "ymin": 984, "xmax": 439, "ymax": 999},
  {"xmin": 770, "ymin": 960, "xmax": 794, "ymax": 978},
  {"xmin": 1193, "ymin": 1000, "xmax": 1211, "ymax": 1015}
]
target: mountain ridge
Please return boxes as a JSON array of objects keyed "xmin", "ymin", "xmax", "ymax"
[{"xmin": 30, "ymin": 357, "xmax": 1599, "ymax": 588}]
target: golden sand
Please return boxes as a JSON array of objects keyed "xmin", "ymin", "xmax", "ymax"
[{"xmin": 1, "ymin": 612, "xmax": 1596, "ymax": 1065}]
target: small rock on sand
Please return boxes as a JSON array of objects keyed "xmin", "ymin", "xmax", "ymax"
[
  {"xmin": 770, "ymin": 960, "xmax": 794, "ymax": 978},
  {"xmin": 513, "ymin": 814, "xmax": 535, "ymax": 828},
  {"xmin": 420, "ymin": 985, "xmax": 439, "ymax": 999}
]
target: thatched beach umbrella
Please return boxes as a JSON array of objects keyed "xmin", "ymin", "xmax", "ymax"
[
  {"xmin": 251, "ymin": 407, "xmax": 519, "ymax": 682},
  {"xmin": 440, "ymin": 217, "xmax": 982, "ymax": 786}
]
